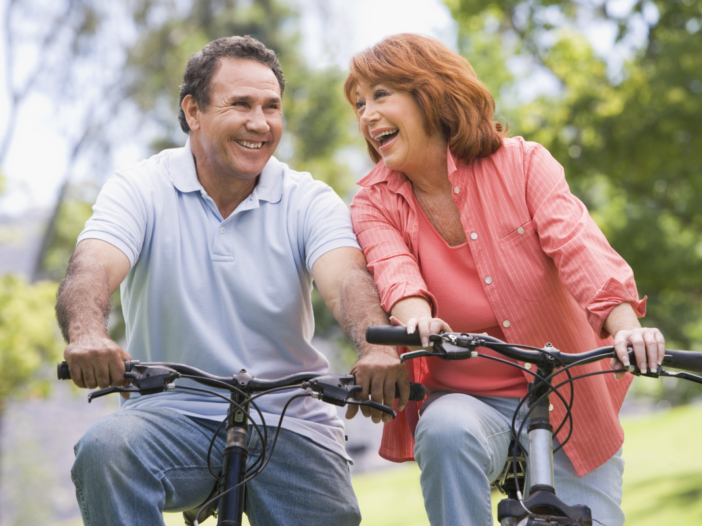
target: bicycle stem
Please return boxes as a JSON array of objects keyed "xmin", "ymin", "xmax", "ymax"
[
  {"xmin": 526, "ymin": 357, "xmax": 556, "ymax": 494},
  {"xmin": 218, "ymin": 370, "xmax": 252, "ymax": 526}
]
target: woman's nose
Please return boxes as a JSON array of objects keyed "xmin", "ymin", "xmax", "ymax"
[{"xmin": 359, "ymin": 102, "xmax": 378, "ymax": 126}]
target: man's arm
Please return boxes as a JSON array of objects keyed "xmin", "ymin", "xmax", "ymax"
[
  {"xmin": 56, "ymin": 239, "xmax": 132, "ymax": 390},
  {"xmin": 312, "ymin": 247, "xmax": 409, "ymax": 424}
]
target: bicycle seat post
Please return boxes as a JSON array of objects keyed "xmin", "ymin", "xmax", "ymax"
[{"xmin": 219, "ymin": 369, "xmax": 253, "ymax": 526}]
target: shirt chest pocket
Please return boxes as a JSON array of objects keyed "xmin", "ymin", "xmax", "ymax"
[{"xmin": 497, "ymin": 220, "xmax": 559, "ymax": 302}]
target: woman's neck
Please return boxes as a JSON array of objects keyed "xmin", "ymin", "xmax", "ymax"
[{"xmin": 403, "ymin": 138, "xmax": 451, "ymax": 195}]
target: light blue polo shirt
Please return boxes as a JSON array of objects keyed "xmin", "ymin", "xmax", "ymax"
[{"xmin": 78, "ymin": 140, "xmax": 360, "ymax": 460}]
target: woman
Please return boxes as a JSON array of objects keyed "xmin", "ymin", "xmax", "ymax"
[{"xmin": 344, "ymin": 34, "xmax": 664, "ymax": 526}]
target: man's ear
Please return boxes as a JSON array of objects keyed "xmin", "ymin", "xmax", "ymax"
[{"xmin": 181, "ymin": 94, "xmax": 201, "ymax": 132}]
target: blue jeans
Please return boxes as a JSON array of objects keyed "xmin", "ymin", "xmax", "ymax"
[
  {"xmin": 414, "ymin": 394, "xmax": 625, "ymax": 526},
  {"xmin": 71, "ymin": 407, "xmax": 361, "ymax": 526}
]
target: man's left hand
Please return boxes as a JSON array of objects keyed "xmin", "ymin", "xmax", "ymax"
[{"xmin": 347, "ymin": 346, "xmax": 409, "ymax": 424}]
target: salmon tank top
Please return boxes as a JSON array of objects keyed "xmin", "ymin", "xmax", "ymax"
[{"xmin": 415, "ymin": 199, "xmax": 527, "ymax": 398}]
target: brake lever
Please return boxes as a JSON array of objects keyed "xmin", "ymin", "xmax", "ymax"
[
  {"xmin": 88, "ymin": 386, "xmax": 139, "ymax": 403},
  {"xmin": 347, "ymin": 399, "xmax": 396, "ymax": 419},
  {"xmin": 659, "ymin": 370, "xmax": 702, "ymax": 385},
  {"xmin": 302, "ymin": 375, "xmax": 361, "ymax": 406}
]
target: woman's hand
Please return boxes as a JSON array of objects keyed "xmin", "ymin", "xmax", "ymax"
[
  {"xmin": 605, "ymin": 302, "xmax": 665, "ymax": 379},
  {"xmin": 610, "ymin": 327, "xmax": 666, "ymax": 379},
  {"xmin": 390, "ymin": 315, "xmax": 452, "ymax": 349}
]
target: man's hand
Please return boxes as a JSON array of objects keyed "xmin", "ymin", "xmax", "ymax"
[
  {"xmin": 347, "ymin": 346, "xmax": 410, "ymax": 424},
  {"xmin": 56, "ymin": 239, "xmax": 132, "ymax": 396},
  {"xmin": 64, "ymin": 335, "xmax": 132, "ymax": 391}
]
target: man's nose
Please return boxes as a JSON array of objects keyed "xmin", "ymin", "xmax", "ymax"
[{"xmin": 246, "ymin": 106, "xmax": 270, "ymax": 133}]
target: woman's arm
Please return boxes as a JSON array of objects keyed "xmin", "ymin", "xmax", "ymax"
[{"xmin": 522, "ymin": 142, "xmax": 662, "ymax": 373}]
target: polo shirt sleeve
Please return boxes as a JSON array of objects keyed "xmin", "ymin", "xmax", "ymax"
[
  {"xmin": 77, "ymin": 170, "xmax": 148, "ymax": 267},
  {"xmin": 299, "ymin": 180, "xmax": 361, "ymax": 273}
]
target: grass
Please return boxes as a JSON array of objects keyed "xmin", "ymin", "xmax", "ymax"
[{"xmin": 60, "ymin": 404, "xmax": 702, "ymax": 525}]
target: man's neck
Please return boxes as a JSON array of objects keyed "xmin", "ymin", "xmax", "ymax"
[{"xmin": 190, "ymin": 142, "xmax": 259, "ymax": 219}]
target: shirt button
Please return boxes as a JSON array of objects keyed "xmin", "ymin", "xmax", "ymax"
[
  {"xmin": 470, "ymin": 233, "xmax": 478, "ymax": 240},
  {"xmin": 525, "ymin": 363, "xmax": 532, "ymax": 370},
  {"xmin": 503, "ymin": 320, "xmax": 511, "ymax": 328},
  {"xmin": 220, "ymin": 227, "xmax": 226, "ymax": 234},
  {"xmin": 518, "ymin": 227, "xmax": 525, "ymax": 234},
  {"xmin": 454, "ymin": 187, "xmax": 460, "ymax": 194},
  {"xmin": 485, "ymin": 276, "xmax": 493, "ymax": 284}
]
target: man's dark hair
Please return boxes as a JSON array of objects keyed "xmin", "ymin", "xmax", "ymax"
[{"xmin": 178, "ymin": 35, "xmax": 285, "ymax": 133}]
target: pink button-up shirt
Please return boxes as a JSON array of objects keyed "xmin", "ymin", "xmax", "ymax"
[{"xmin": 350, "ymin": 137, "xmax": 645, "ymax": 476}]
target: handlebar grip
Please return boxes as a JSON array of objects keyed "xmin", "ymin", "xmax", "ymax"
[
  {"xmin": 56, "ymin": 360, "xmax": 137, "ymax": 380},
  {"xmin": 664, "ymin": 350, "xmax": 702, "ymax": 374},
  {"xmin": 57, "ymin": 361, "xmax": 71, "ymax": 380},
  {"xmin": 395, "ymin": 382, "xmax": 426, "ymax": 401},
  {"xmin": 366, "ymin": 326, "xmax": 422, "ymax": 347}
]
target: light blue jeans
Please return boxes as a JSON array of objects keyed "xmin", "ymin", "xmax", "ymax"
[
  {"xmin": 71, "ymin": 407, "xmax": 361, "ymax": 526},
  {"xmin": 414, "ymin": 393, "xmax": 625, "ymax": 526}
]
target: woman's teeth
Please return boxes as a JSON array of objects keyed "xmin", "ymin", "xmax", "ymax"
[
  {"xmin": 374, "ymin": 129, "xmax": 398, "ymax": 145},
  {"xmin": 236, "ymin": 140, "xmax": 263, "ymax": 149}
]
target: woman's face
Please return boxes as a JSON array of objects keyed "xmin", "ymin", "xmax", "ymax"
[{"xmin": 354, "ymin": 82, "xmax": 445, "ymax": 176}]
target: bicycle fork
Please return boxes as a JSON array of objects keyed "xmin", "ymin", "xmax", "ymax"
[{"xmin": 498, "ymin": 356, "xmax": 592, "ymax": 525}]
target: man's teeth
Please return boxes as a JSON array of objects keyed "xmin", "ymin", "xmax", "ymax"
[
  {"xmin": 373, "ymin": 129, "xmax": 398, "ymax": 140},
  {"xmin": 236, "ymin": 140, "xmax": 263, "ymax": 149}
]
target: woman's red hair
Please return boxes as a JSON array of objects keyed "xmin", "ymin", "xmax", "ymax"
[{"xmin": 344, "ymin": 34, "xmax": 507, "ymax": 164}]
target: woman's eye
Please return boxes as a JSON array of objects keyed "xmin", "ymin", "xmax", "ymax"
[
  {"xmin": 355, "ymin": 101, "xmax": 365, "ymax": 111},
  {"xmin": 374, "ymin": 90, "xmax": 389, "ymax": 100}
]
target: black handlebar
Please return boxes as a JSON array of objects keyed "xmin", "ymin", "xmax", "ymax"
[
  {"xmin": 366, "ymin": 325, "xmax": 702, "ymax": 376},
  {"xmin": 366, "ymin": 325, "xmax": 422, "ymax": 346},
  {"xmin": 57, "ymin": 360, "xmax": 427, "ymax": 402}
]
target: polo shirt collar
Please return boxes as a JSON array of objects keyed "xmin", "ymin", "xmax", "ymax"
[
  {"xmin": 169, "ymin": 139, "xmax": 283, "ymax": 204},
  {"xmin": 252, "ymin": 156, "xmax": 284, "ymax": 204},
  {"xmin": 169, "ymin": 139, "xmax": 202, "ymax": 193}
]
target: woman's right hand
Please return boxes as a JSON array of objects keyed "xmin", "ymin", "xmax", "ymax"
[{"xmin": 390, "ymin": 315, "xmax": 452, "ymax": 348}]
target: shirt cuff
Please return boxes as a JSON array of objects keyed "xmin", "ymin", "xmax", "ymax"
[
  {"xmin": 587, "ymin": 277, "xmax": 647, "ymax": 339},
  {"xmin": 383, "ymin": 282, "xmax": 438, "ymax": 317},
  {"xmin": 77, "ymin": 231, "xmax": 137, "ymax": 268}
]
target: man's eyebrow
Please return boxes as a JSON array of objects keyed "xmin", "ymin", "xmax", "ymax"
[{"xmin": 225, "ymin": 94, "xmax": 281, "ymax": 104}]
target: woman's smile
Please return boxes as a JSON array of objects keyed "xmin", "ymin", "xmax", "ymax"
[{"xmin": 355, "ymin": 82, "xmax": 446, "ymax": 178}]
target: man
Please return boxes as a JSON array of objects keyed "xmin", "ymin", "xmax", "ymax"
[{"xmin": 56, "ymin": 36, "xmax": 408, "ymax": 526}]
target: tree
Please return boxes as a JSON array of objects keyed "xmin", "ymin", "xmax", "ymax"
[{"xmin": 447, "ymin": 0, "xmax": 702, "ymax": 401}]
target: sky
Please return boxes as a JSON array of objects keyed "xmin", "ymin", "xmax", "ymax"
[{"xmin": 0, "ymin": 0, "xmax": 457, "ymax": 216}]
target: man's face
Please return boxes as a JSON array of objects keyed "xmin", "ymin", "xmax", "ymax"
[{"xmin": 190, "ymin": 58, "xmax": 283, "ymax": 182}]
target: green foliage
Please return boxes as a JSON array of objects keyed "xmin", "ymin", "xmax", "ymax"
[
  {"xmin": 40, "ymin": 198, "xmax": 95, "ymax": 281},
  {"xmin": 448, "ymin": 0, "xmax": 702, "ymax": 401},
  {"xmin": 0, "ymin": 275, "xmax": 63, "ymax": 409}
]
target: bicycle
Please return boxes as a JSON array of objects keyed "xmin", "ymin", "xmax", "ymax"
[
  {"xmin": 57, "ymin": 360, "xmax": 426, "ymax": 526},
  {"xmin": 365, "ymin": 325, "xmax": 702, "ymax": 526}
]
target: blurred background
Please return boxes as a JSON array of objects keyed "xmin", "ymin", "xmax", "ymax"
[{"xmin": 0, "ymin": 0, "xmax": 700, "ymax": 524}]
